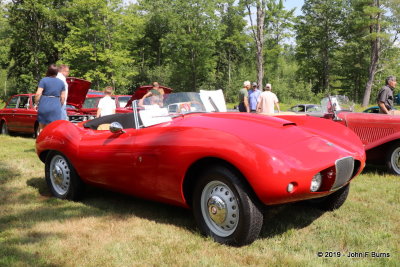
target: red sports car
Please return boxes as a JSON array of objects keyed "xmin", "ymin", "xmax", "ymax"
[
  {"xmin": 322, "ymin": 95, "xmax": 400, "ymax": 175},
  {"xmin": 0, "ymin": 78, "xmax": 91, "ymax": 137},
  {"xmin": 36, "ymin": 92, "xmax": 365, "ymax": 246}
]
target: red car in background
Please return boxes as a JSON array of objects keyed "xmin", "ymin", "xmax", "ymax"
[
  {"xmin": 78, "ymin": 94, "xmax": 132, "ymax": 116},
  {"xmin": 0, "ymin": 78, "xmax": 91, "ymax": 137},
  {"xmin": 124, "ymin": 85, "xmax": 173, "ymax": 110},
  {"xmin": 322, "ymin": 95, "xmax": 400, "ymax": 175},
  {"xmin": 78, "ymin": 85, "xmax": 173, "ymax": 115}
]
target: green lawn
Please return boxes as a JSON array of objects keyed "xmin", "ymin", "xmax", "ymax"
[{"xmin": 0, "ymin": 135, "xmax": 399, "ymax": 266}]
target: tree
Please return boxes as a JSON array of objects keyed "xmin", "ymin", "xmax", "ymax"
[
  {"xmin": 0, "ymin": 1, "xmax": 11, "ymax": 98},
  {"xmin": 362, "ymin": 0, "xmax": 384, "ymax": 106},
  {"xmin": 7, "ymin": 0, "xmax": 70, "ymax": 94},
  {"xmin": 264, "ymin": 0, "xmax": 295, "ymax": 78},
  {"xmin": 295, "ymin": 0, "xmax": 344, "ymax": 94},
  {"xmin": 161, "ymin": 0, "xmax": 223, "ymax": 91},
  {"xmin": 215, "ymin": 0, "xmax": 250, "ymax": 101},
  {"xmin": 59, "ymin": 0, "xmax": 143, "ymax": 92},
  {"xmin": 244, "ymin": 0, "xmax": 266, "ymax": 89}
]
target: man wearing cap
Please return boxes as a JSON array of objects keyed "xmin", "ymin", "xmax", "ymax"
[
  {"xmin": 256, "ymin": 83, "xmax": 280, "ymax": 114},
  {"xmin": 248, "ymin": 82, "xmax": 261, "ymax": 113},
  {"xmin": 238, "ymin": 81, "xmax": 251, "ymax": 112}
]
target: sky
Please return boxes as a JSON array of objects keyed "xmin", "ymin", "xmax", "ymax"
[{"xmin": 284, "ymin": 0, "xmax": 304, "ymax": 16}]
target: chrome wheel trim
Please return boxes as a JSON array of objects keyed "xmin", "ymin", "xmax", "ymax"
[
  {"xmin": 390, "ymin": 147, "xmax": 400, "ymax": 174},
  {"xmin": 200, "ymin": 181, "xmax": 239, "ymax": 237},
  {"xmin": 49, "ymin": 155, "xmax": 71, "ymax": 196}
]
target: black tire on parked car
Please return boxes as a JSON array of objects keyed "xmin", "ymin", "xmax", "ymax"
[
  {"xmin": 310, "ymin": 184, "xmax": 350, "ymax": 211},
  {"xmin": 386, "ymin": 141, "xmax": 400, "ymax": 175},
  {"xmin": 1, "ymin": 120, "xmax": 9, "ymax": 135},
  {"xmin": 192, "ymin": 166, "xmax": 263, "ymax": 246},
  {"xmin": 45, "ymin": 151, "xmax": 85, "ymax": 200},
  {"xmin": 33, "ymin": 122, "xmax": 40, "ymax": 139}
]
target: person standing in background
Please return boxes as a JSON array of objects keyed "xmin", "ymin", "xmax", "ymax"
[
  {"xmin": 238, "ymin": 81, "xmax": 251, "ymax": 112},
  {"xmin": 34, "ymin": 64, "xmax": 65, "ymax": 133},
  {"xmin": 56, "ymin": 64, "xmax": 70, "ymax": 120},
  {"xmin": 248, "ymin": 82, "xmax": 261, "ymax": 113},
  {"xmin": 97, "ymin": 86, "xmax": 116, "ymax": 117},
  {"xmin": 256, "ymin": 83, "xmax": 280, "ymax": 114},
  {"xmin": 139, "ymin": 82, "xmax": 165, "ymax": 107},
  {"xmin": 377, "ymin": 76, "xmax": 397, "ymax": 114}
]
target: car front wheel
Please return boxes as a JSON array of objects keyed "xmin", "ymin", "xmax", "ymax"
[
  {"xmin": 387, "ymin": 142, "xmax": 400, "ymax": 175},
  {"xmin": 45, "ymin": 151, "xmax": 85, "ymax": 200},
  {"xmin": 1, "ymin": 121, "xmax": 9, "ymax": 135},
  {"xmin": 193, "ymin": 166, "xmax": 263, "ymax": 246},
  {"xmin": 310, "ymin": 184, "xmax": 350, "ymax": 211}
]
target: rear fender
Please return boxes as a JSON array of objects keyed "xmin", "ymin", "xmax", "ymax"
[{"xmin": 36, "ymin": 121, "xmax": 81, "ymax": 165}]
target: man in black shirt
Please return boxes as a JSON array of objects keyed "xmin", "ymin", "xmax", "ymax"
[{"xmin": 377, "ymin": 76, "xmax": 397, "ymax": 114}]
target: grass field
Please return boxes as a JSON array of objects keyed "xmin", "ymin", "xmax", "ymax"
[{"xmin": 0, "ymin": 135, "xmax": 399, "ymax": 267}]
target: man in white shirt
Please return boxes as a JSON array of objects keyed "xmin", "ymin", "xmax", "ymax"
[
  {"xmin": 56, "ymin": 64, "xmax": 70, "ymax": 120},
  {"xmin": 97, "ymin": 86, "xmax": 116, "ymax": 117},
  {"xmin": 256, "ymin": 83, "xmax": 280, "ymax": 114}
]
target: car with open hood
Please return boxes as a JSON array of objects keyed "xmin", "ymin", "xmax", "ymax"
[
  {"xmin": 78, "ymin": 94, "xmax": 132, "ymax": 116},
  {"xmin": 0, "ymin": 77, "xmax": 91, "ymax": 137},
  {"xmin": 322, "ymin": 95, "xmax": 400, "ymax": 175},
  {"xmin": 35, "ymin": 90, "xmax": 365, "ymax": 246},
  {"xmin": 76, "ymin": 85, "xmax": 173, "ymax": 116}
]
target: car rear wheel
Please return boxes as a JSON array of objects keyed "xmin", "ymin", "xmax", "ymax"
[
  {"xmin": 1, "ymin": 121, "xmax": 9, "ymax": 135},
  {"xmin": 192, "ymin": 166, "xmax": 263, "ymax": 246},
  {"xmin": 309, "ymin": 184, "xmax": 350, "ymax": 211},
  {"xmin": 387, "ymin": 142, "xmax": 400, "ymax": 175},
  {"xmin": 45, "ymin": 151, "xmax": 85, "ymax": 200}
]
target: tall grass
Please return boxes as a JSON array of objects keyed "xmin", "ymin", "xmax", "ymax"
[{"xmin": 0, "ymin": 135, "xmax": 399, "ymax": 266}]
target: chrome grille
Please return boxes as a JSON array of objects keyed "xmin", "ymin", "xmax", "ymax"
[{"xmin": 332, "ymin": 156, "xmax": 354, "ymax": 190}]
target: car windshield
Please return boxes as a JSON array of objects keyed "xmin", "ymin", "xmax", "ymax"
[
  {"xmin": 117, "ymin": 96, "xmax": 130, "ymax": 108},
  {"xmin": 135, "ymin": 91, "xmax": 226, "ymax": 127},
  {"xmin": 321, "ymin": 95, "xmax": 354, "ymax": 114},
  {"xmin": 83, "ymin": 96, "xmax": 115, "ymax": 109}
]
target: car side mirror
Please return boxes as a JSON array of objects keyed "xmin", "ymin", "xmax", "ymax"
[{"xmin": 109, "ymin": 122, "xmax": 125, "ymax": 134}]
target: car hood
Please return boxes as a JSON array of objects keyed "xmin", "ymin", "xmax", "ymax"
[
  {"xmin": 125, "ymin": 85, "xmax": 173, "ymax": 107},
  {"xmin": 173, "ymin": 112, "xmax": 365, "ymax": 155},
  {"xmin": 66, "ymin": 77, "xmax": 92, "ymax": 109}
]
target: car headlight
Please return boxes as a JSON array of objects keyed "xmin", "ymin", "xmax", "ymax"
[{"xmin": 310, "ymin": 173, "xmax": 322, "ymax": 192}]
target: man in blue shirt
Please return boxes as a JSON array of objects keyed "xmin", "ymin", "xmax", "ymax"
[{"xmin": 248, "ymin": 82, "xmax": 261, "ymax": 113}]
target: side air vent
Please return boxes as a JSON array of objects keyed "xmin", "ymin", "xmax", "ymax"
[{"xmin": 331, "ymin": 156, "xmax": 354, "ymax": 190}]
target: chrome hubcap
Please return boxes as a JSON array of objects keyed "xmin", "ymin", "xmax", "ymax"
[
  {"xmin": 49, "ymin": 155, "xmax": 71, "ymax": 195},
  {"xmin": 208, "ymin": 196, "xmax": 227, "ymax": 224},
  {"xmin": 201, "ymin": 181, "xmax": 239, "ymax": 237},
  {"xmin": 391, "ymin": 147, "xmax": 400, "ymax": 174}
]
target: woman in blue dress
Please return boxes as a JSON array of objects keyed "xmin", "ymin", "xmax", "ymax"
[{"xmin": 34, "ymin": 64, "xmax": 65, "ymax": 134}]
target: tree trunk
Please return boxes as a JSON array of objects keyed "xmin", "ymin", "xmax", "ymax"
[
  {"xmin": 246, "ymin": 0, "xmax": 266, "ymax": 89},
  {"xmin": 362, "ymin": 0, "xmax": 380, "ymax": 107},
  {"xmin": 256, "ymin": 1, "xmax": 265, "ymax": 89}
]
